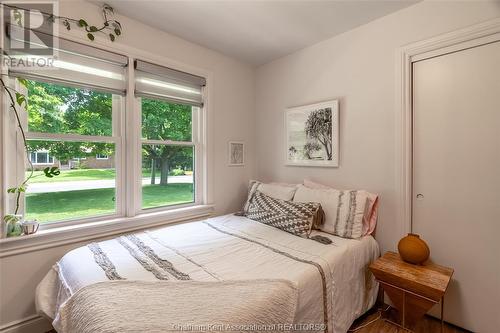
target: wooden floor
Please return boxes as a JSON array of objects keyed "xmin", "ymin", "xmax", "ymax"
[{"xmin": 349, "ymin": 306, "xmax": 470, "ymax": 333}]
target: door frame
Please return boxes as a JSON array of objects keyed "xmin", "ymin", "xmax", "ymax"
[{"xmin": 396, "ymin": 18, "xmax": 500, "ymax": 236}]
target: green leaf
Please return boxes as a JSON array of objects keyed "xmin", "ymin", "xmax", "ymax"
[
  {"xmin": 50, "ymin": 166, "xmax": 61, "ymax": 176},
  {"xmin": 13, "ymin": 10, "xmax": 22, "ymax": 26},
  {"xmin": 3, "ymin": 214, "xmax": 19, "ymax": 223},
  {"xmin": 15, "ymin": 92, "xmax": 26, "ymax": 107},
  {"xmin": 87, "ymin": 33, "xmax": 95, "ymax": 41},
  {"xmin": 109, "ymin": 34, "xmax": 115, "ymax": 42},
  {"xmin": 78, "ymin": 19, "xmax": 88, "ymax": 27},
  {"xmin": 63, "ymin": 20, "xmax": 71, "ymax": 30},
  {"xmin": 89, "ymin": 26, "xmax": 98, "ymax": 32},
  {"xmin": 103, "ymin": 4, "xmax": 114, "ymax": 14},
  {"xmin": 7, "ymin": 187, "xmax": 17, "ymax": 193},
  {"xmin": 114, "ymin": 28, "xmax": 121, "ymax": 36},
  {"xmin": 17, "ymin": 78, "xmax": 28, "ymax": 88},
  {"xmin": 43, "ymin": 166, "xmax": 60, "ymax": 178}
]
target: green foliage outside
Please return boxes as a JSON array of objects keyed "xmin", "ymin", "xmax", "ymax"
[
  {"xmin": 26, "ymin": 80, "xmax": 194, "ymax": 183},
  {"xmin": 23, "ymin": 80, "xmax": 195, "ymax": 223},
  {"xmin": 141, "ymin": 98, "xmax": 193, "ymax": 185},
  {"xmin": 26, "ymin": 80, "xmax": 114, "ymax": 161},
  {"xmin": 25, "ymin": 183, "xmax": 194, "ymax": 222}
]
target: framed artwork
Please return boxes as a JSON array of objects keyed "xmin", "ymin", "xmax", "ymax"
[
  {"xmin": 228, "ymin": 141, "xmax": 245, "ymax": 166},
  {"xmin": 285, "ymin": 100, "xmax": 339, "ymax": 167}
]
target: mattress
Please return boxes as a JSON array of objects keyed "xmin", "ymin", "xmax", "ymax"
[{"xmin": 36, "ymin": 214, "xmax": 380, "ymax": 333}]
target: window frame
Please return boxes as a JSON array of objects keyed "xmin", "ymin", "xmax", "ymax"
[
  {"xmin": 1, "ymin": 43, "xmax": 208, "ymax": 234},
  {"xmin": 23, "ymin": 86, "xmax": 126, "ymax": 229},
  {"xmin": 137, "ymin": 98, "xmax": 203, "ymax": 213},
  {"xmin": 29, "ymin": 150, "xmax": 54, "ymax": 165},
  {"xmin": 96, "ymin": 154, "xmax": 110, "ymax": 160}
]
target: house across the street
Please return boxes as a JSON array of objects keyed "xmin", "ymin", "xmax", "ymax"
[{"xmin": 28, "ymin": 151, "xmax": 114, "ymax": 170}]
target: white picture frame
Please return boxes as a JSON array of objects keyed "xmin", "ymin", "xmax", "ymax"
[
  {"xmin": 228, "ymin": 141, "xmax": 245, "ymax": 166},
  {"xmin": 285, "ymin": 100, "xmax": 339, "ymax": 167}
]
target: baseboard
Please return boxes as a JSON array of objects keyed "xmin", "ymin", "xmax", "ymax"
[{"xmin": 0, "ymin": 315, "xmax": 52, "ymax": 333}]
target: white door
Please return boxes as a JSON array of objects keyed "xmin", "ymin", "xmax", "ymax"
[{"xmin": 412, "ymin": 41, "xmax": 500, "ymax": 333}]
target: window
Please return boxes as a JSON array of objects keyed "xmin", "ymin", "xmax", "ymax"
[
  {"xmin": 3, "ymin": 32, "xmax": 206, "ymax": 228},
  {"xmin": 29, "ymin": 151, "xmax": 54, "ymax": 165},
  {"xmin": 5, "ymin": 32, "xmax": 127, "ymax": 225},
  {"xmin": 135, "ymin": 60, "xmax": 205, "ymax": 211},
  {"xmin": 24, "ymin": 81, "xmax": 121, "ymax": 223},
  {"xmin": 140, "ymin": 98, "xmax": 197, "ymax": 209}
]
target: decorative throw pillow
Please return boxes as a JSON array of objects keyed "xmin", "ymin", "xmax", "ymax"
[
  {"xmin": 242, "ymin": 180, "xmax": 298, "ymax": 214},
  {"xmin": 293, "ymin": 184, "xmax": 371, "ymax": 239},
  {"xmin": 246, "ymin": 190, "xmax": 321, "ymax": 238},
  {"xmin": 302, "ymin": 180, "xmax": 379, "ymax": 237}
]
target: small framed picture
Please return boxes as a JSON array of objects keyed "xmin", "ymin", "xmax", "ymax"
[
  {"xmin": 285, "ymin": 100, "xmax": 339, "ymax": 167},
  {"xmin": 228, "ymin": 141, "xmax": 245, "ymax": 166}
]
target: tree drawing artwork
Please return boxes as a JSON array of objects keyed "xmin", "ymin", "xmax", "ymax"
[
  {"xmin": 303, "ymin": 141, "xmax": 321, "ymax": 160},
  {"xmin": 304, "ymin": 108, "xmax": 333, "ymax": 160},
  {"xmin": 1, "ymin": 4, "xmax": 123, "ymax": 229}
]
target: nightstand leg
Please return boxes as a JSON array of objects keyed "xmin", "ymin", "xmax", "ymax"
[
  {"xmin": 441, "ymin": 296, "xmax": 444, "ymax": 333},
  {"xmin": 402, "ymin": 291, "xmax": 406, "ymax": 329}
]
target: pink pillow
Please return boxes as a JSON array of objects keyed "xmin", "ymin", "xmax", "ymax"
[{"xmin": 303, "ymin": 179, "xmax": 379, "ymax": 236}]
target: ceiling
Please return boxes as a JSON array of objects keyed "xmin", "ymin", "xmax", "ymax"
[{"xmin": 101, "ymin": 1, "xmax": 419, "ymax": 66}]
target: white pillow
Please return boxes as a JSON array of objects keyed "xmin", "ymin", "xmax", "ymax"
[
  {"xmin": 293, "ymin": 184, "xmax": 369, "ymax": 239},
  {"xmin": 303, "ymin": 179, "xmax": 379, "ymax": 236},
  {"xmin": 242, "ymin": 180, "xmax": 297, "ymax": 213}
]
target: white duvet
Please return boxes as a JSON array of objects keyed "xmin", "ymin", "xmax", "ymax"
[{"xmin": 36, "ymin": 214, "xmax": 379, "ymax": 333}]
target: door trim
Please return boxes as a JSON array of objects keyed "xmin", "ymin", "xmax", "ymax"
[{"xmin": 396, "ymin": 18, "xmax": 500, "ymax": 236}]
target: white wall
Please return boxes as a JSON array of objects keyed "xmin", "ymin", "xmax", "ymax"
[
  {"xmin": 0, "ymin": 0, "xmax": 255, "ymax": 330},
  {"xmin": 255, "ymin": 0, "xmax": 500, "ymax": 255}
]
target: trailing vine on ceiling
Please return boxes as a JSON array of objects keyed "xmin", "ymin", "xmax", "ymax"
[{"xmin": 8, "ymin": 3, "xmax": 122, "ymax": 42}]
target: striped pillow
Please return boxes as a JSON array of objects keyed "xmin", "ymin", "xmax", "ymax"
[
  {"xmin": 246, "ymin": 190, "xmax": 321, "ymax": 238},
  {"xmin": 293, "ymin": 185, "xmax": 368, "ymax": 239}
]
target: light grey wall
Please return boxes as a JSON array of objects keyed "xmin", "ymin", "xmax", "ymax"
[{"xmin": 255, "ymin": 0, "xmax": 500, "ymax": 255}]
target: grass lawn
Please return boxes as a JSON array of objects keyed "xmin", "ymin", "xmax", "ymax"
[{"xmin": 25, "ymin": 183, "xmax": 194, "ymax": 223}]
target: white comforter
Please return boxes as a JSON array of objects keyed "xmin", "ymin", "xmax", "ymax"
[{"xmin": 36, "ymin": 214, "xmax": 379, "ymax": 333}]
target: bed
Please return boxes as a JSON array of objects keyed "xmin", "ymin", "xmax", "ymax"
[{"xmin": 36, "ymin": 213, "xmax": 379, "ymax": 333}]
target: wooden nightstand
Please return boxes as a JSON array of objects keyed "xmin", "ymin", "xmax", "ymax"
[{"xmin": 369, "ymin": 252, "xmax": 453, "ymax": 332}]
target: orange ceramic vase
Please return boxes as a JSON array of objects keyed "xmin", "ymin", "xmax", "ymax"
[{"xmin": 398, "ymin": 233, "xmax": 430, "ymax": 265}]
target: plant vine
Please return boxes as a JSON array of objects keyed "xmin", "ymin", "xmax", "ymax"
[
  {"xmin": 7, "ymin": 3, "xmax": 122, "ymax": 42},
  {"xmin": 1, "ymin": 4, "xmax": 123, "ymax": 227}
]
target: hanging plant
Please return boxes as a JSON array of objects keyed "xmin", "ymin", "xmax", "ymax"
[{"xmin": 1, "ymin": 4, "xmax": 123, "ymax": 236}]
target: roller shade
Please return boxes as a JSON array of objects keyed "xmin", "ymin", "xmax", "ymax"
[
  {"xmin": 134, "ymin": 59, "xmax": 205, "ymax": 107},
  {"xmin": 5, "ymin": 24, "xmax": 128, "ymax": 95}
]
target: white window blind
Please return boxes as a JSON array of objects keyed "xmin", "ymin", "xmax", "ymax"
[
  {"xmin": 134, "ymin": 59, "xmax": 205, "ymax": 107},
  {"xmin": 5, "ymin": 24, "xmax": 128, "ymax": 95}
]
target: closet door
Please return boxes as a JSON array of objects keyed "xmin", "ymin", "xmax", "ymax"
[{"xmin": 412, "ymin": 41, "xmax": 500, "ymax": 332}]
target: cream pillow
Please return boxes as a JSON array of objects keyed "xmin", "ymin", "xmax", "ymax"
[
  {"xmin": 293, "ymin": 184, "xmax": 369, "ymax": 239},
  {"xmin": 303, "ymin": 179, "xmax": 379, "ymax": 236},
  {"xmin": 242, "ymin": 180, "xmax": 298, "ymax": 214}
]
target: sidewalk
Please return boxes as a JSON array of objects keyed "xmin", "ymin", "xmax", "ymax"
[{"xmin": 27, "ymin": 175, "xmax": 193, "ymax": 193}]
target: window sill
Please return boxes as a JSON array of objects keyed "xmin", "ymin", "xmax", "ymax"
[{"xmin": 0, "ymin": 204, "xmax": 214, "ymax": 258}]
